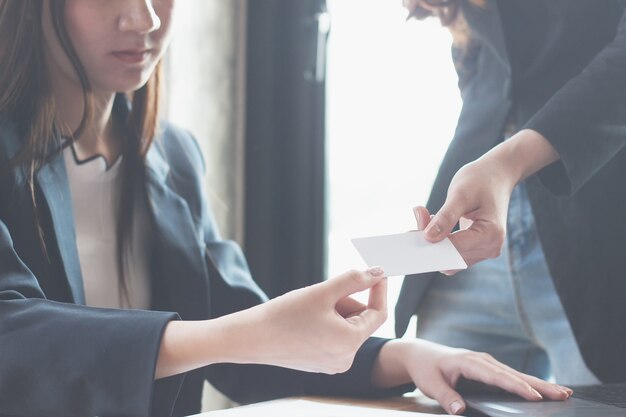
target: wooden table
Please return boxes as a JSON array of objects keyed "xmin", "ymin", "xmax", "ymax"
[{"xmin": 191, "ymin": 392, "xmax": 448, "ymax": 415}]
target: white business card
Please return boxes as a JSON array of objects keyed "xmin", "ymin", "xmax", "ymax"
[{"xmin": 351, "ymin": 231, "xmax": 467, "ymax": 277}]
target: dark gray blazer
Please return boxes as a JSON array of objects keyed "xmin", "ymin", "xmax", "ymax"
[
  {"xmin": 0, "ymin": 115, "xmax": 404, "ymax": 417},
  {"xmin": 396, "ymin": 0, "xmax": 626, "ymax": 383}
]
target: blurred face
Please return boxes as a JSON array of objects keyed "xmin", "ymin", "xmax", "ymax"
[{"xmin": 42, "ymin": 0, "xmax": 175, "ymax": 93}]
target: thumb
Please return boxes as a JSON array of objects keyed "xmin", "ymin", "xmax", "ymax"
[
  {"xmin": 424, "ymin": 197, "xmax": 467, "ymax": 242},
  {"xmin": 422, "ymin": 373, "xmax": 466, "ymax": 415},
  {"xmin": 325, "ymin": 268, "xmax": 386, "ymax": 299}
]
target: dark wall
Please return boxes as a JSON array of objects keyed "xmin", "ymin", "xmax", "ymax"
[{"xmin": 244, "ymin": 0, "xmax": 329, "ymax": 298}]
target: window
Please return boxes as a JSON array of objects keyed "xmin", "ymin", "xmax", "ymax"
[{"xmin": 326, "ymin": 0, "xmax": 462, "ymax": 337}]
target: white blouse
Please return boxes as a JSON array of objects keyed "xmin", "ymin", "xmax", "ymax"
[{"xmin": 64, "ymin": 145, "xmax": 152, "ymax": 310}]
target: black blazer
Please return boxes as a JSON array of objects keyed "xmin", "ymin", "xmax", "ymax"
[
  {"xmin": 396, "ymin": 0, "xmax": 626, "ymax": 383},
  {"xmin": 0, "ymin": 115, "xmax": 406, "ymax": 417}
]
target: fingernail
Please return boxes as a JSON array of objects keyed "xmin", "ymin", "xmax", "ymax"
[
  {"xmin": 425, "ymin": 223, "xmax": 441, "ymax": 238},
  {"xmin": 557, "ymin": 386, "xmax": 573, "ymax": 397},
  {"xmin": 530, "ymin": 388, "xmax": 543, "ymax": 400},
  {"xmin": 366, "ymin": 266, "xmax": 385, "ymax": 277},
  {"xmin": 450, "ymin": 401, "xmax": 463, "ymax": 415}
]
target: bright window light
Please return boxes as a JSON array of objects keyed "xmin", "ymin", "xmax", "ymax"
[{"xmin": 326, "ymin": 0, "xmax": 462, "ymax": 337}]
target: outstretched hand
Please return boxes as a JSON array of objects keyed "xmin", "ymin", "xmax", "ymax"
[
  {"xmin": 245, "ymin": 268, "xmax": 388, "ymax": 373},
  {"xmin": 156, "ymin": 268, "xmax": 388, "ymax": 379},
  {"xmin": 414, "ymin": 129, "xmax": 559, "ymax": 274},
  {"xmin": 413, "ymin": 158, "xmax": 514, "ymax": 274}
]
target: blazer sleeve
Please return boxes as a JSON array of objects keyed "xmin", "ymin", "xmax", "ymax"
[
  {"xmin": 172, "ymin": 131, "xmax": 415, "ymax": 402},
  {"xmin": 0, "ymin": 220, "xmax": 183, "ymax": 417},
  {"xmin": 524, "ymin": 5, "xmax": 626, "ymax": 196}
]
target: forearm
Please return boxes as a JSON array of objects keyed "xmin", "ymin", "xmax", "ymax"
[
  {"xmin": 157, "ymin": 270, "xmax": 389, "ymax": 380},
  {"xmin": 523, "ymin": 8, "xmax": 626, "ymax": 195},
  {"xmin": 481, "ymin": 129, "xmax": 559, "ymax": 185},
  {"xmin": 156, "ymin": 308, "xmax": 264, "ymax": 379},
  {"xmin": 156, "ymin": 320, "xmax": 218, "ymax": 379}
]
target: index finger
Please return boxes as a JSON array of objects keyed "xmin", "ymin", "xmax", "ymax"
[
  {"xmin": 457, "ymin": 360, "xmax": 545, "ymax": 402},
  {"xmin": 413, "ymin": 206, "xmax": 431, "ymax": 231},
  {"xmin": 325, "ymin": 268, "xmax": 386, "ymax": 299},
  {"xmin": 482, "ymin": 356, "xmax": 572, "ymax": 400}
]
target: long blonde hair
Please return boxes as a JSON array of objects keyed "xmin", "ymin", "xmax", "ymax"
[{"xmin": 0, "ymin": 0, "xmax": 162, "ymax": 303}]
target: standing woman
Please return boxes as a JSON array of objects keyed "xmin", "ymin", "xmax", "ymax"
[
  {"xmin": 0, "ymin": 1, "xmax": 569, "ymax": 416},
  {"xmin": 398, "ymin": 0, "xmax": 626, "ymax": 385}
]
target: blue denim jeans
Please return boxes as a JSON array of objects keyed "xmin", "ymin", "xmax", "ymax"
[{"xmin": 415, "ymin": 183, "xmax": 600, "ymax": 385}]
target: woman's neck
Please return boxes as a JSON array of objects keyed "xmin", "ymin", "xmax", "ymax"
[{"xmin": 52, "ymin": 78, "xmax": 122, "ymax": 165}]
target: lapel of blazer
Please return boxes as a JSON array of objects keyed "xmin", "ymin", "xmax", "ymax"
[
  {"xmin": 463, "ymin": 0, "xmax": 511, "ymax": 74},
  {"xmin": 144, "ymin": 140, "xmax": 209, "ymax": 319},
  {"xmin": 36, "ymin": 149, "xmax": 86, "ymax": 304}
]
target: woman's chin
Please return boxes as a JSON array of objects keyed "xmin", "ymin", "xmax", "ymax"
[{"xmin": 98, "ymin": 79, "xmax": 151, "ymax": 95}]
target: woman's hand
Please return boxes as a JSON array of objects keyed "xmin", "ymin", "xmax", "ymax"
[
  {"xmin": 415, "ymin": 129, "xmax": 559, "ymax": 273},
  {"xmin": 239, "ymin": 268, "xmax": 388, "ymax": 373},
  {"xmin": 371, "ymin": 339, "xmax": 572, "ymax": 415},
  {"xmin": 156, "ymin": 268, "xmax": 388, "ymax": 378},
  {"xmin": 415, "ymin": 156, "xmax": 515, "ymax": 272}
]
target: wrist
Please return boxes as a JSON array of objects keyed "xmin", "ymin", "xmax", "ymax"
[
  {"xmin": 483, "ymin": 129, "xmax": 559, "ymax": 185},
  {"xmin": 371, "ymin": 339, "xmax": 414, "ymax": 388},
  {"xmin": 156, "ymin": 319, "xmax": 228, "ymax": 379},
  {"xmin": 155, "ymin": 304, "xmax": 278, "ymax": 379},
  {"xmin": 206, "ymin": 305, "xmax": 271, "ymax": 365}
]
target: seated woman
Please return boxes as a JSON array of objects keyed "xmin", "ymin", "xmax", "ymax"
[{"xmin": 0, "ymin": 1, "xmax": 570, "ymax": 416}]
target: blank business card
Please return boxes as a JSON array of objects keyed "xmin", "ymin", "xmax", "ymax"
[{"xmin": 351, "ymin": 231, "xmax": 467, "ymax": 277}]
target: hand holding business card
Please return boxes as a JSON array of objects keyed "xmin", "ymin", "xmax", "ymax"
[{"xmin": 352, "ymin": 231, "xmax": 467, "ymax": 277}]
